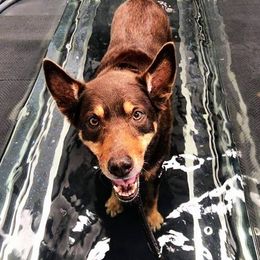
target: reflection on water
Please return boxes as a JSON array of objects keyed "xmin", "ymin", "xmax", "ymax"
[{"xmin": 0, "ymin": 0, "xmax": 259, "ymax": 259}]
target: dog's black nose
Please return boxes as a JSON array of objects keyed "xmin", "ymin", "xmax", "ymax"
[{"xmin": 108, "ymin": 156, "xmax": 133, "ymax": 177}]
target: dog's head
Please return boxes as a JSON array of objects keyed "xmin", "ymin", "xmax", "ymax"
[{"xmin": 43, "ymin": 42, "xmax": 176, "ymax": 201}]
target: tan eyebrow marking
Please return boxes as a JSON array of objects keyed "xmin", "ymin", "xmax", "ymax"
[
  {"xmin": 94, "ymin": 105, "xmax": 105, "ymax": 118},
  {"xmin": 123, "ymin": 101, "xmax": 135, "ymax": 114}
]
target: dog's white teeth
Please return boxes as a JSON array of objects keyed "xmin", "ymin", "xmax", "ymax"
[
  {"xmin": 113, "ymin": 185, "xmax": 120, "ymax": 193},
  {"xmin": 113, "ymin": 180, "xmax": 138, "ymax": 198}
]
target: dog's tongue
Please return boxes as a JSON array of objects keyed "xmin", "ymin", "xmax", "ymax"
[{"xmin": 112, "ymin": 174, "xmax": 138, "ymax": 187}]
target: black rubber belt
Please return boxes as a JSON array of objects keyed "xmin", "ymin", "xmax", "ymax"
[{"xmin": 134, "ymin": 194, "xmax": 164, "ymax": 260}]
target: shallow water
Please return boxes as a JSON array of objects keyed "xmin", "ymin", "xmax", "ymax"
[{"xmin": 0, "ymin": 0, "xmax": 259, "ymax": 259}]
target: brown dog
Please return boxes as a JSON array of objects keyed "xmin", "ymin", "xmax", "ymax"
[{"xmin": 43, "ymin": 0, "xmax": 176, "ymax": 231}]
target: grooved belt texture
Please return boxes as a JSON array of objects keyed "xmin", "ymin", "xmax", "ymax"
[
  {"xmin": 218, "ymin": 1, "xmax": 260, "ymax": 163},
  {"xmin": 0, "ymin": 0, "xmax": 66, "ymax": 157}
]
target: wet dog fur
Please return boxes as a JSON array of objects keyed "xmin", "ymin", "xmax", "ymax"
[{"xmin": 43, "ymin": 0, "xmax": 176, "ymax": 231}]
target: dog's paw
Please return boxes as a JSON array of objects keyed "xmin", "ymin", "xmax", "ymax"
[
  {"xmin": 147, "ymin": 210, "xmax": 164, "ymax": 232},
  {"xmin": 105, "ymin": 194, "xmax": 123, "ymax": 217}
]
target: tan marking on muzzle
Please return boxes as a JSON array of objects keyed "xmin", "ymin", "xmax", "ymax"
[
  {"xmin": 139, "ymin": 133, "xmax": 154, "ymax": 154},
  {"xmin": 138, "ymin": 122, "xmax": 157, "ymax": 155},
  {"xmin": 79, "ymin": 121, "xmax": 157, "ymax": 178},
  {"xmin": 79, "ymin": 131, "xmax": 102, "ymax": 156}
]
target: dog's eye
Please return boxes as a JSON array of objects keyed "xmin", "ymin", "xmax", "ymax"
[
  {"xmin": 88, "ymin": 116, "xmax": 100, "ymax": 128},
  {"xmin": 132, "ymin": 110, "xmax": 144, "ymax": 121}
]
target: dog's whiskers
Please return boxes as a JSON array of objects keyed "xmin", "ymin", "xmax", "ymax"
[{"xmin": 141, "ymin": 167, "xmax": 149, "ymax": 175}]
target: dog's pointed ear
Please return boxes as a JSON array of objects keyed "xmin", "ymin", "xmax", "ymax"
[
  {"xmin": 43, "ymin": 59, "xmax": 85, "ymax": 125},
  {"xmin": 141, "ymin": 42, "xmax": 176, "ymax": 110}
]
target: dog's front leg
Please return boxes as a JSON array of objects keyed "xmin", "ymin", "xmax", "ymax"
[
  {"xmin": 144, "ymin": 179, "xmax": 163, "ymax": 232},
  {"xmin": 105, "ymin": 190, "xmax": 124, "ymax": 217}
]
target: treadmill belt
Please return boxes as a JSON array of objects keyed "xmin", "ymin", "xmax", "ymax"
[
  {"xmin": 0, "ymin": 0, "xmax": 259, "ymax": 259},
  {"xmin": 0, "ymin": 0, "xmax": 67, "ymax": 156}
]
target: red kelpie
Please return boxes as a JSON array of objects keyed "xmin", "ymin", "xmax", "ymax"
[{"xmin": 43, "ymin": 0, "xmax": 176, "ymax": 231}]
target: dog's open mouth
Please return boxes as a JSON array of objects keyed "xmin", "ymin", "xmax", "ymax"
[{"xmin": 112, "ymin": 174, "xmax": 139, "ymax": 202}]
